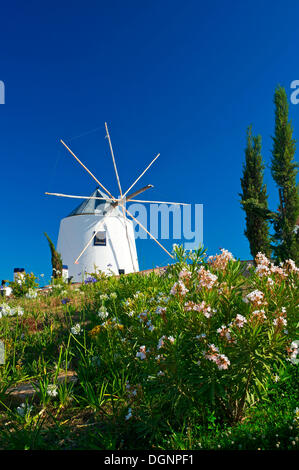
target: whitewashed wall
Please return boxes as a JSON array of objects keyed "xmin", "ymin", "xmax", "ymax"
[{"xmin": 57, "ymin": 214, "xmax": 139, "ymax": 282}]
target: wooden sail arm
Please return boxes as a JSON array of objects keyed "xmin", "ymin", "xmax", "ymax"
[
  {"xmin": 123, "ymin": 153, "xmax": 160, "ymax": 198},
  {"xmin": 111, "ymin": 184, "xmax": 154, "ymax": 207},
  {"xmin": 123, "ymin": 206, "xmax": 174, "ymax": 259},
  {"xmin": 60, "ymin": 139, "xmax": 116, "ymax": 202}
]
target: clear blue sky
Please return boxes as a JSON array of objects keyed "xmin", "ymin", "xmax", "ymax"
[{"xmin": 1, "ymin": 0, "xmax": 299, "ymax": 283}]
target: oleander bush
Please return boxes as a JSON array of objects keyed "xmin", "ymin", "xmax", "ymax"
[{"xmin": 0, "ymin": 246, "xmax": 298, "ymax": 450}]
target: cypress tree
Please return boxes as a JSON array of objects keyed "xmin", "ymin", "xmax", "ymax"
[
  {"xmin": 44, "ymin": 232, "xmax": 63, "ymax": 279},
  {"xmin": 271, "ymin": 85, "xmax": 299, "ymax": 264},
  {"xmin": 240, "ymin": 126, "xmax": 271, "ymax": 260}
]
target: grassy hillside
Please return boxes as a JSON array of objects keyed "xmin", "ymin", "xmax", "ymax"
[{"xmin": 0, "ymin": 247, "xmax": 298, "ymax": 450}]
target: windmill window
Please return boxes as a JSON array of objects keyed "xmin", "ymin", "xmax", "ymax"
[{"xmin": 94, "ymin": 231, "xmax": 106, "ymax": 246}]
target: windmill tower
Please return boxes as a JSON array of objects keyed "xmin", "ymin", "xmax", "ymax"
[
  {"xmin": 56, "ymin": 187, "xmax": 139, "ymax": 280},
  {"xmin": 46, "ymin": 123, "xmax": 187, "ymax": 282}
]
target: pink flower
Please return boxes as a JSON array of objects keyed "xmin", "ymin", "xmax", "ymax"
[
  {"xmin": 269, "ymin": 264, "xmax": 287, "ymax": 279},
  {"xmin": 203, "ymin": 344, "xmax": 219, "ymax": 361},
  {"xmin": 217, "ymin": 325, "xmax": 232, "ymax": 341},
  {"xmin": 157, "ymin": 335, "xmax": 175, "ymax": 349},
  {"xmin": 255, "ymin": 264, "xmax": 270, "ymax": 277},
  {"xmin": 184, "ymin": 300, "xmax": 215, "ymax": 318},
  {"xmin": 233, "ymin": 314, "xmax": 247, "ymax": 328},
  {"xmin": 170, "ymin": 280, "xmax": 189, "ymax": 296},
  {"xmin": 251, "ymin": 309, "xmax": 267, "ymax": 322},
  {"xmin": 246, "ymin": 289, "xmax": 265, "ymax": 306},
  {"xmin": 255, "ymin": 252, "xmax": 270, "ymax": 267},
  {"xmin": 203, "ymin": 344, "xmax": 230, "ymax": 370},
  {"xmin": 157, "ymin": 336, "xmax": 166, "ymax": 350},
  {"xmin": 283, "ymin": 259, "xmax": 299, "ymax": 274},
  {"xmin": 287, "ymin": 342, "xmax": 298, "ymax": 361},
  {"xmin": 208, "ymin": 249, "xmax": 235, "ymax": 271},
  {"xmin": 273, "ymin": 317, "xmax": 287, "ymax": 328},
  {"xmin": 179, "ymin": 268, "xmax": 192, "ymax": 280},
  {"xmin": 197, "ymin": 266, "xmax": 218, "ymax": 290},
  {"xmin": 215, "ymin": 354, "xmax": 231, "ymax": 370}
]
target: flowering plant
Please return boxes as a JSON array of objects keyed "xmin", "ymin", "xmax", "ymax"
[
  {"xmin": 9, "ymin": 272, "xmax": 38, "ymax": 298},
  {"xmin": 115, "ymin": 248, "xmax": 299, "ymax": 424}
]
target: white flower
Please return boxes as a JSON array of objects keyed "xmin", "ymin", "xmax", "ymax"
[
  {"xmin": 16, "ymin": 403, "xmax": 33, "ymax": 417},
  {"xmin": 100, "ymin": 294, "xmax": 109, "ymax": 301},
  {"xmin": 136, "ymin": 345, "xmax": 147, "ymax": 360},
  {"xmin": 293, "ymin": 408, "xmax": 299, "ymax": 423},
  {"xmin": 0, "ymin": 303, "xmax": 24, "ymax": 317},
  {"xmin": 155, "ymin": 306, "xmax": 166, "ymax": 315},
  {"xmin": 71, "ymin": 323, "xmax": 81, "ymax": 335},
  {"xmin": 14, "ymin": 306, "xmax": 24, "ymax": 317},
  {"xmin": 98, "ymin": 307, "xmax": 109, "ymax": 320},
  {"xmin": 155, "ymin": 354, "xmax": 165, "ymax": 362},
  {"xmin": 16, "ymin": 405, "xmax": 25, "ymax": 417},
  {"xmin": 25, "ymin": 288, "xmax": 38, "ymax": 299},
  {"xmin": 47, "ymin": 384, "xmax": 58, "ymax": 397},
  {"xmin": 147, "ymin": 322, "xmax": 155, "ymax": 332},
  {"xmin": 157, "ymin": 336, "xmax": 166, "ymax": 349},
  {"xmin": 195, "ymin": 333, "xmax": 206, "ymax": 340},
  {"xmin": 125, "ymin": 408, "xmax": 132, "ymax": 420}
]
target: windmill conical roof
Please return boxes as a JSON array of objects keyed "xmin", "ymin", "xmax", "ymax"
[{"xmin": 67, "ymin": 188, "xmax": 121, "ymax": 217}]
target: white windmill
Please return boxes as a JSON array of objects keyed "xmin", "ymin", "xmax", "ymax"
[{"xmin": 45, "ymin": 123, "xmax": 188, "ymax": 282}]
